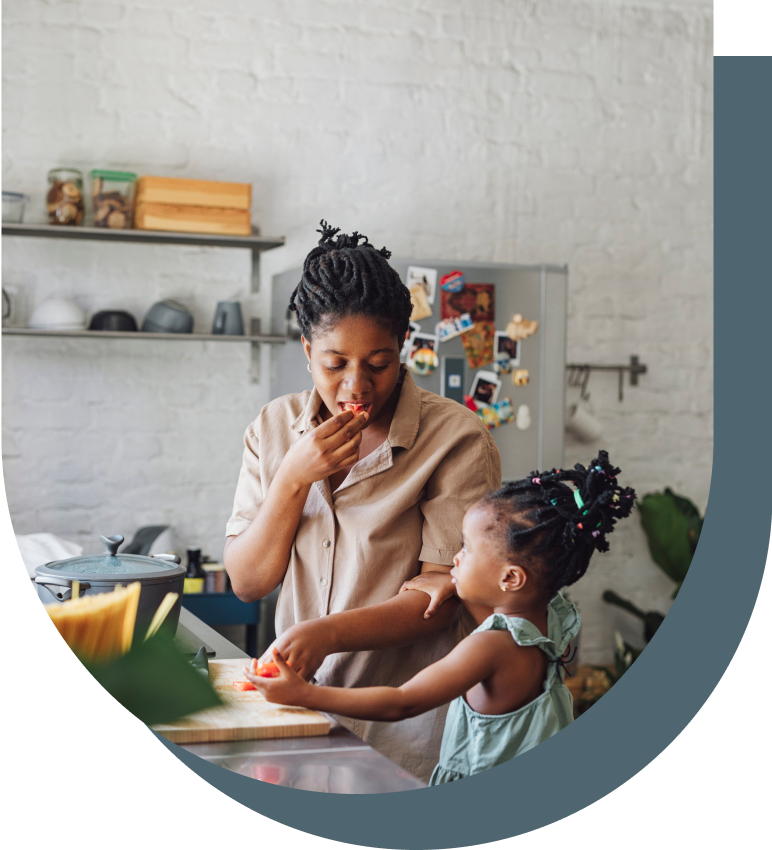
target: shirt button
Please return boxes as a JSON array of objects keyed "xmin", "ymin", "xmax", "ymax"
[
  {"xmin": 322, "ymin": 540, "xmax": 331, "ymax": 548},
  {"xmin": 320, "ymin": 578, "xmax": 328, "ymax": 586}
]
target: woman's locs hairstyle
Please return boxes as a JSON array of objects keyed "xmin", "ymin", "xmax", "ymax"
[
  {"xmin": 289, "ymin": 220, "xmax": 413, "ymax": 343},
  {"xmin": 482, "ymin": 450, "xmax": 636, "ymax": 595}
]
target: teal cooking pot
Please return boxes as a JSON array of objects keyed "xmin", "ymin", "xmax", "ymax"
[{"xmin": 35, "ymin": 534, "xmax": 185, "ymax": 641}]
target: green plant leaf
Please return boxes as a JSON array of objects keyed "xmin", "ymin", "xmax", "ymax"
[
  {"xmin": 638, "ymin": 491, "xmax": 697, "ymax": 583},
  {"xmin": 602, "ymin": 590, "xmax": 666, "ymax": 643},
  {"xmin": 664, "ymin": 488, "xmax": 704, "ymax": 556},
  {"xmin": 82, "ymin": 633, "xmax": 221, "ymax": 726}
]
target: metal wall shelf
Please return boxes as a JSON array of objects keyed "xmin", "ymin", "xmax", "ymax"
[
  {"xmin": 1, "ymin": 222, "xmax": 284, "ymax": 252},
  {"xmin": 2, "ymin": 327, "xmax": 286, "ymax": 344},
  {"xmin": 2, "ymin": 221, "xmax": 288, "ymax": 381}
]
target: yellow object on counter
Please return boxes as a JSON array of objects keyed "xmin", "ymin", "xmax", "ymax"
[
  {"xmin": 45, "ymin": 582, "xmax": 141, "ymax": 663},
  {"xmin": 183, "ymin": 577, "xmax": 205, "ymax": 594}
]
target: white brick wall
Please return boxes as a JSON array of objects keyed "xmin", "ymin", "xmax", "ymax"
[{"xmin": 2, "ymin": 0, "xmax": 712, "ymax": 662}]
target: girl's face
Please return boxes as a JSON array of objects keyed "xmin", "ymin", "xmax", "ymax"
[
  {"xmin": 450, "ymin": 504, "xmax": 508, "ymax": 605},
  {"xmin": 303, "ymin": 315, "xmax": 406, "ymax": 426}
]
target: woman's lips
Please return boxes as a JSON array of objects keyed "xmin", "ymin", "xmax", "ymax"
[{"xmin": 339, "ymin": 402, "xmax": 371, "ymax": 417}]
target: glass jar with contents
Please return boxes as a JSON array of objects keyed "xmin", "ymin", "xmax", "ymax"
[
  {"xmin": 90, "ymin": 170, "xmax": 137, "ymax": 229},
  {"xmin": 47, "ymin": 168, "xmax": 84, "ymax": 226}
]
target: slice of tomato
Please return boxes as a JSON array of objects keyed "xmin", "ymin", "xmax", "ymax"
[
  {"xmin": 233, "ymin": 680, "xmax": 257, "ymax": 691},
  {"xmin": 343, "ymin": 403, "xmax": 366, "ymax": 415},
  {"xmin": 254, "ymin": 661, "xmax": 281, "ymax": 678}
]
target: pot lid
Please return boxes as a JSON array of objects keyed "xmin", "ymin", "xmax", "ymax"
[{"xmin": 35, "ymin": 535, "xmax": 185, "ymax": 583}]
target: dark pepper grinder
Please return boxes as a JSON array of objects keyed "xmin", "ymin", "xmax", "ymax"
[{"xmin": 186, "ymin": 547, "xmax": 203, "ymax": 579}]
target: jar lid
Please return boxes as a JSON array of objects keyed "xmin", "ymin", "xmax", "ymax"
[
  {"xmin": 48, "ymin": 167, "xmax": 83, "ymax": 178},
  {"xmin": 90, "ymin": 170, "xmax": 138, "ymax": 181}
]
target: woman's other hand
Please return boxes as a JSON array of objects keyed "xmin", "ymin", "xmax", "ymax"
[
  {"xmin": 400, "ymin": 571, "xmax": 457, "ymax": 619},
  {"xmin": 257, "ymin": 619, "xmax": 332, "ymax": 680},
  {"xmin": 280, "ymin": 408, "xmax": 369, "ymax": 487},
  {"xmin": 245, "ymin": 648, "xmax": 312, "ymax": 706}
]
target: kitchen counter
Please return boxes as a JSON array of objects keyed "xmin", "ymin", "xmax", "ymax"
[{"xmin": 173, "ymin": 608, "xmax": 426, "ymax": 793}]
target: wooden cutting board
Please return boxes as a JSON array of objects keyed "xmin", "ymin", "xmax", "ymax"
[{"xmin": 152, "ymin": 659, "xmax": 330, "ymax": 744}]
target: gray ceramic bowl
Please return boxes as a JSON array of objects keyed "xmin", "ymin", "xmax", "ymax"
[{"xmin": 141, "ymin": 300, "xmax": 193, "ymax": 334}]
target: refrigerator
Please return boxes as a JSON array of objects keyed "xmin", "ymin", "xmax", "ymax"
[{"xmin": 270, "ymin": 260, "xmax": 567, "ymax": 481}]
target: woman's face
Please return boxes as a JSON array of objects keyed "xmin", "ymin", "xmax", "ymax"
[{"xmin": 303, "ymin": 315, "xmax": 405, "ymax": 426}]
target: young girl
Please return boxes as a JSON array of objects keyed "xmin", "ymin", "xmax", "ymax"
[{"xmin": 245, "ymin": 451, "xmax": 635, "ymax": 784}]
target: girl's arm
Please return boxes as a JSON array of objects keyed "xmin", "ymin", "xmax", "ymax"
[
  {"xmin": 224, "ymin": 409, "xmax": 367, "ymax": 601},
  {"xmin": 247, "ymin": 633, "xmax": 502, "ymax": 722},
  {"xmin": 257, "ymin": 563, "xmax": 461, "ymax": 679}
]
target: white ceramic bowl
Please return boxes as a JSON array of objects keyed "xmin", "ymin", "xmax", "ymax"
[{"xmin": 29, "ymin": 299, "xmax": 86, "ymax": 330}]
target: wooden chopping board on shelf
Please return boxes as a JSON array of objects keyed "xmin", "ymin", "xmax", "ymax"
[{"xmin": 152, "ymin": 659, "xmax": 330, "ymax": 744}]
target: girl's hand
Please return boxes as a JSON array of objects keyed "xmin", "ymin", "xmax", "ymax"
[
  {"xmin": 280, "ymin": 409, "xmax": 369, "ymax": 488},
  {"xmin": 256, "ymin": 619, "xmax": 332, "ymax": 680},
  {"xmin": 245, "ymin": 648, "xmax": 313, "ymax": 706},
  {"xmin": 400, "ymin": 571, "xmax": 457, "ymax": 619}
]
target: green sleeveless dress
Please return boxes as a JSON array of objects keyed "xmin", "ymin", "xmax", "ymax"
[{"xmin": 429, "ymin": 594, "xmax": 581, "ymax": 785}]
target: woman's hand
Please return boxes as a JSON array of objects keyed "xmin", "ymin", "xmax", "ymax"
[
  {"xmin": 257, "ymin": 619, "xmax": 333, "ymax": 680},
  {"xmin": 245, "ymin": 648, "xmax": 313, "ymax": 706},
  {"xmin": 280, "ymin": 409, "xmax": 369, "ymax": 488},
  {"xmin": 400, "ymin": 571, "xmax": 457, "ymax": 619}
]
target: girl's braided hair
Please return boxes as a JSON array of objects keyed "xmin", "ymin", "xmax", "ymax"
[
  {"xmin": 481, "ymin": 450, "xmax": 636, "ymax": 595},
  {"xmin": 289, "ymin": 220, "xmax": 413, "ymax": 342}
]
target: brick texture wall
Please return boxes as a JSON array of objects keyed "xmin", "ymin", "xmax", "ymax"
[{"xmin": 2, "ymin": 0, "xmax": 712, "ymax": 662}]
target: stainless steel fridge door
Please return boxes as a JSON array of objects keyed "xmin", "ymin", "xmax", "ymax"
[{"xmin": 270, "ymin": 261, "xmax": 566, "ymax": 481}]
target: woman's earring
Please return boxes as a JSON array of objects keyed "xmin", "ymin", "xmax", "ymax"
[
  {"xmin": 500, "ymin": 585, "xmax": 507, "ymax": 592},
  {"xmin": 307, "ymin": 363, "xmax": 312, "ymax": 373}
]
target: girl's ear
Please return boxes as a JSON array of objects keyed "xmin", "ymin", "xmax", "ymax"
[
  {"xmin": 500, "ymin": 565, "xmax": 527, "ymax": 592},
  {"xmin": 301, "ymin": 336, "xmax": 312, "ymax": 362}
]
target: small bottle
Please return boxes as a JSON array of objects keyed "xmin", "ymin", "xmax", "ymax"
[
  {"xmin": 183, "ymin": 547, "xmax": 205, "ymax": 594},
  {"xmin": 186, "ymin": 547, "xmax": 203, "ymax": 578}
]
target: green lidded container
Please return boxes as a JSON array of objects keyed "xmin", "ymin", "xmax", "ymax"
[{"xmin": 90, "ymin": 169, "xmax": 138, "ymax": 229}]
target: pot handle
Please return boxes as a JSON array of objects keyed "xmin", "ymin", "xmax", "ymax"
[
  {"xmin": 35, "ymin": 576, "xmax": 91, "ymax": 601},
  {"xmin": 151, "ymin": 553, "xmax": 182, "ymax": 564}
]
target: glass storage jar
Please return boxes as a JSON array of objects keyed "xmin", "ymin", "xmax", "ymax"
[
  {"xmin": 47, "ymin": 168, "xmax": 84, "ymax": 226},
  {"xmin": 90, "ymin": 170, "xmax": 137, "ymax": 229}
]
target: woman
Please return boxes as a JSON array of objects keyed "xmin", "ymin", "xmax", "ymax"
[{"xmin": 224, "ymin": 222, "xmax": 501, "ymax": 782}]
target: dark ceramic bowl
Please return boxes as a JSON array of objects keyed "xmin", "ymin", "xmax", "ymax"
[
  {"xmin": 141, "ymin": 300, "xmax": 194, "ymax": 334},
  {"xmin": 89, "ymin": 310, "xmax": 138, "ymax": 332}
]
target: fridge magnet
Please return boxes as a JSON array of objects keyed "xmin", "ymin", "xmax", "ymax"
[
  {"xmin": 401, "ymin": 321, "xmax": 421, "ymax": 360},
  {"xmin": 436, "ymin": 312, "xmax": 475, "ymax": 343},
  {"xmin": 407, "ymin": 332, "xmax": 439, "ymax": 376},
  {"xmin": 493, "ymin": 354, "xmax": 512, "ymax": 377},
  {"xmin": 494, "ymin": 331, "xmax": 520, "ymax": 367},
  {"xmin": 470, "ymin": 370, "xmax": 502, "ymax": 406},
  {"xmin": 516, "ymin": 404, "xmax": 532, "ymax": 430},
  {"xmin": 463, "ymin": 394, "xmax": 478, "ymax": 412},
  {"xmin": 441, "ymin": 355, "xmax": 466, "ymax": 404},
  {"xmin": 441, "ymin": 283, "xmax": 495, "ymax": 323},
  {"xmin": 407, "ymin": 266, "xmax": 438, "ymax": 305},
  {"xmin": 506, "ymin": 313, "xmax": 539, "ymax": 342},
  {"xmin": 474, "ymin": 398, "xmax": 516, "ymax": 430},
  {"xmin": 461, "ymin": 321, "xmax": 495, "ymax": 368},
  {"xmin": 409, "ymin": 284, "xmax": 433, "ymax": 322},
  {"xmin": 440, "ymin": 270, "xmax": 466, "ymax": 293},
  {"xmin": 512, "ymin": 369, "xmax": 530, "ymax": 386}
]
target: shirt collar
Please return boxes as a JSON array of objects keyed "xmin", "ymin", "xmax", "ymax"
[{"xmin": 290, "ymin": 366, "xmax": 421, "ymax": 450}]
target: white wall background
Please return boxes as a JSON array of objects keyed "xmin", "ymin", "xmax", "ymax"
[{"xmin": 2, "ymin": 0, "xmax": 712, "ymax": 663}]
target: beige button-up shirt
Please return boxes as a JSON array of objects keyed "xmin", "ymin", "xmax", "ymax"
[{"xmin": 226, "ymin": 369, "xmax": 501, "ymax": 782}]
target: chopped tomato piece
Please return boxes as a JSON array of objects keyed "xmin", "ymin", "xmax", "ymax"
[
  {"xmin": 254, "ymin": 661, "xmax": 281, "ymax": 678},
  {"xmin": 343, "ymin": 403, "xmax": 366, "ymax": 414},
  {"xmin": 233, "ymin": 680, "xmax": 257, "ymax": 691}
]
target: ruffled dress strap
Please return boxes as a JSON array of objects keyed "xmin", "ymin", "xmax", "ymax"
[{"xmin": 472, "ymin": 593, "xmax": 580, "ymax": 664}]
